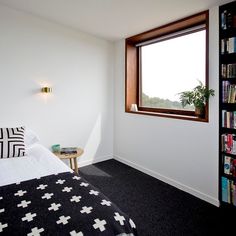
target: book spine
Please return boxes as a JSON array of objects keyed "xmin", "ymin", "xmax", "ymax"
[
  {"xmin": 228, "ymin": 112, "xmax": 230, "ymax": 127},
  {"xmin": 234, "ymin": 111, "xmax": 236, "ymax": 129},
  {"xmin": 232, "ymin": 182, "xmax": 236, "ymax": 206},
  {"xmin": 221, "ymin": 64, "xmax": 226, "ymax": 78},
  {"xmin": 234, "ymin": 37, "xmax": 236, "ymax": 53},
  {"xmin": 222, "ymin": 177, "xmax": 228, "ymax": 203},
  {"xmin": 227, "ymin": 11, "xmax": 233, "ymax": 29},
  {"xmin": 228, "ymin": 179, "xmax": 231, "ymax": 203},
  {"xmin": 233, "ymin": 134, "xmax": 236, "ymax": 154},
  {"xmin": 229, "ymin": 38, "xmax": 232, "ymax": 53},
  {"xmin": 222, "ymin": 110, "xmax": 225, "ymax": 127},
  {"xmin": 233, "ymin": 159, "xmax": 236, "ymax": 177},
  {"xmin": 228, "ymin": 134, "xmax": 233, "ymax": 153},
  {"xmin": 222, "ymin": 134, "xmax": 225, "ymax": 153},
  {"xmin": 232, "ymin": 85, "xmax": 236, "ymax": 103},
  {"xmin": 230, "ymin": 181, "xmax": 234, "ymax": 205},
  {"xmin": 224, "ymin": 156, "xmax": 231, "ymax": 175},
  {"xmin": 221, "ymin": 10, "xmax": 227, "ymax": 30}
]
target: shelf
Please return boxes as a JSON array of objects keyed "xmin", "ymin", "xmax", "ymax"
[
  {"xmin": 220, "ymin": 201, "xmax": 236, "ymax": 209},
  {"xmin": 220, "ymin": 28, "xmax": 236, "ymax": 38},
  {"xmin": 221, "ymin": 152, "xmax": 236, "ymax": 158},
  {"xmin": 220, "ymin": 53, "xmax": 236, "ymax": 64},
  {"xmin": 222, "ymin": 173, "xmax": 236, "ymax": 181},
  {"xmin": 221, "ymin": 127, "xmax": 236, "ymax": 133},
  {"xmin": 221, "ymin": 152, "xmax": 236, "ymax": 159},
  {"xmin": 219, "ymin": 1, "xmax": 236, "ymax": 209},
  {"xmin": 220, "ymin": 103, "xmax": 236, "ymax": 110},
  {"xmin": 220, "ymin": 77, "xmax": 236, "ymax": 81}
]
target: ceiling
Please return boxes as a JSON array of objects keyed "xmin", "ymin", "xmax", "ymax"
[{"xmin": 0, "ymin": 0, "xmax": 231, "ymax": 41}]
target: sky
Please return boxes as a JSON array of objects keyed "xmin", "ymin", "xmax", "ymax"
[{"xmin": 141, "ymin": 30, "xmax": 206, "ymax": 102}]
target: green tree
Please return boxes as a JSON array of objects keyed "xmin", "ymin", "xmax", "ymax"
[{"xmin": 142, "ymin": 93, "xmax": 194, "ymax": 110}]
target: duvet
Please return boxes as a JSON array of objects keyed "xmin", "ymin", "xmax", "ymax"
[{"xmin": 0, "ymin": 172, "xmax": 137, "ymax": 236}]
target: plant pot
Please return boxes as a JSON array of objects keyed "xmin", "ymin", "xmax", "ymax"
[{"xmin": 195, "ymin": 107, "xmax": 205, "ymax": 118}]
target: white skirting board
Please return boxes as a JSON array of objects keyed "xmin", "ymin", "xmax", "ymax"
[
  {"xmin": 113, "ymin": 155, "xmax": 219, "ymax": 207},
  {"xmin": 77, "ymin": 155, "xmax": 113, "ymax": 168}
]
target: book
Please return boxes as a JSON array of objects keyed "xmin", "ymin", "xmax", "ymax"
[
  {"xmin": 222, "ymin": 177, "xmax": 229, "ymax": 203},
  {"xmin": 234, "ymin": 111, "xmax": 236, "ymax": 129},
  {"xmin": 224, "ymin": 156, "xmax": 231, "ymax": 175},
  {"xmin": 221, "ymin": 8, "xmax": 236, "ymax": 29},
  {"xmin": 228, "ymin": 179, "xmax": 231, "ymax": 203},
  {"xmin": 232, "ymin": 135, "xmax": 236, "ymax": 154},
  {"xmin": 221, "ymin": 39, "xmax": 227, "ymax": 54},
  {"xmin": 222, "ymin": 110, "xmax": 236, "ymax": 129},
  {"xmin": 60, "ymin": 147, "xmax": 77, "ymax": 154},
  {"xmin": 228, "ymin": 37, "xmax": 236, "ymax": 53},
  {"xmin": 221, "ymin": 10, "xmax": 227, "ymax": 30},
  {"xmin": 221, "ymin": 64, "xmax": 227, "ymax": 78},
  {"xmin": 232, "ymin": 182, "xmax": 236, "ymax": 206},
  {"xmin": 222, "ymin": 37, "xmax": 236, "ymax": 54},
  {"xmin": 232, "ymin": 159, "xmax": 236, "ymax": 177}
]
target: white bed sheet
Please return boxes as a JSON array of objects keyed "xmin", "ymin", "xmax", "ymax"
[{"xmin": 0, "ymin": 143, "xmax": 72, "ymax": 186}]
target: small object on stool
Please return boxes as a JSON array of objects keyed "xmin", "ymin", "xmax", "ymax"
[{"xmin": 51, "ymin": 144, "xmax": 61, "ymax": 153}]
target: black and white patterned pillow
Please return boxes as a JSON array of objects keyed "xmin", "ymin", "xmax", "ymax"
[{"xmin": 0, "ymin": 126, "xmax": 25, "ymax": 158}]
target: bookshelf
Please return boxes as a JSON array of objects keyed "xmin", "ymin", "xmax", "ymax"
[{"xmin": 219, "ymin": 1, "xmax": 236, "ymax": 207}]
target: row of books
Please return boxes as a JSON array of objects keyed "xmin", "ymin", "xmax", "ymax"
[
  {"xmin": 60, "ymin": 147, "xmax": 77, "ymax": 154},
  {"xmin": 221, "ymin": 133, "xmax": 236, "ymax": 154},
  {"xmin": 222, "ymin": 177, "xmax": 236, "ymax": 205},
  {"xmin": 222, "ymin": 110, "xmax": 236, "ymax": 129},
  {"xmin": 222, "ymin": 81, "xmax": 236, "ymax": 103},
  {"xmin": 221, "ymin": 10, "xmax": 236, "ymax": 30},
  {"xmin": 221, "ymin": 37, "xmax": 236, "ymax": 54},
  {"xmin": 224, "ymin": 155, "xmax": 236, "ymax": 177},
  {"xmin": 221, "ymin": 63, "xmax": 236, "ymax": 78}
]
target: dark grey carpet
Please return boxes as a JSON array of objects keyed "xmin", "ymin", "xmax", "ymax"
[{"xmin": 79, "ymin": 159, "xmax": 235, "ymax": 236}]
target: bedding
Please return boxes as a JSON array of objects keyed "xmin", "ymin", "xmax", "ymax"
[
  {"xmin": 0, "ymin": 144, "xmax": 137, "ymax": 235},
  {"xmin": 0, "ymin": 172, "xmax": 137, "ymax": 235},
  {"xmin": 24, "ymin": 128, "xmax": 40, "ymax": 148},
  {"xmin": 0, "ymin": 144, "xmax": 71, "ymax": 186}
]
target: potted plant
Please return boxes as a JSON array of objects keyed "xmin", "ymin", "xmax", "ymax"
[{"xmin": 178, "ymin": 81, "xmax": 215, "ymax": 118}]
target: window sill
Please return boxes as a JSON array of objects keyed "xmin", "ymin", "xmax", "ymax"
[{"xmin": 126, "ymin": 110, "xmax": 208, "ymax": 122}]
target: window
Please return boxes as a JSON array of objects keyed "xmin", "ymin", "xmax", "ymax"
[
  {"xmin": 140, "ymin": 29, "xmax": 205, "ymax": 112},
  {"xmin": 125, "ymin": 11, "xmax": 209, "ymax": 121}
]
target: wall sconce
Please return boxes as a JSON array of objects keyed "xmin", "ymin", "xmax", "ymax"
[{"xmin": 41, "ymin": 87, "xmax": 52, "ymax": 93}]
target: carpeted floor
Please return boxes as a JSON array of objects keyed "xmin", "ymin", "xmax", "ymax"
[{"xmin": 79, "ymin": 159, "xmax": 235, "ymax": 236}]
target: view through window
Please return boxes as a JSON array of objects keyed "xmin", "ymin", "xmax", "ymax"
[{"xmin": 140, "ymin": 29, "xmax": 206, "ymax": 111}]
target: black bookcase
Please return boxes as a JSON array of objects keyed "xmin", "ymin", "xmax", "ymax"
[{"xmin": 219, "ymin": 1, "xmax": 236, "ymax": 208}]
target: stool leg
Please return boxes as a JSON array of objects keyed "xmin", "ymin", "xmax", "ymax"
[
  {"xmin": 69, "ymin": 158, "xmax": 73, "ymax": 170},
  {"xmin": 74, "ymin": 157, "xmax": 78, "ymax": 173}
]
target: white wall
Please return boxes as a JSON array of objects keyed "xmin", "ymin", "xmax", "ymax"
[
  {"xmin": 0, "ymin": 5, "xmax": 114, "ymax": 166},
  {"xmin": 114, "ymin": 6, "xmax": 219, "ymax": 206},
  {"xmin": 0, "ymin": 3, "xmax": 221, "ymax": 206}
]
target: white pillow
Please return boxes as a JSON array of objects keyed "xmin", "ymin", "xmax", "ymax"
[{"xmin": 24, "ymin": 128, "xmax": 40, "ymax": 148}]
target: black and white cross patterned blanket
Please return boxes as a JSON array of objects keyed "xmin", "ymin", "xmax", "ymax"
[{"xmin": 0, "ymin": 172, "xmax": 137, "ymax": 236}]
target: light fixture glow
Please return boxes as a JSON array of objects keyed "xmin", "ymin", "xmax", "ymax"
[{"xmin": 41, "ymin": 87, "xmax": 52, "ymax": 93}]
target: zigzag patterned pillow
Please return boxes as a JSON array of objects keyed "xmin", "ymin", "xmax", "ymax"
[{"xmin": 0, "ymin": 127, "xmax": 25, "ymax": 158}]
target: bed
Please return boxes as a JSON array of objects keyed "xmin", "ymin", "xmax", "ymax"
[{"xmin": 0, "ymin": 127, "xmax": 137, "ymax": 236}]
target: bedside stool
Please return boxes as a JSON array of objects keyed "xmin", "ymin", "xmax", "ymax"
[{"xmin": 54, "ymin": 148, "xmax": 84, "ymax": 173}]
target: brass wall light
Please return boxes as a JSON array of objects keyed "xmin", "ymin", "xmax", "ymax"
[{"xmin": 41, "ymin": 87, "xmax": 52, "ymax": 93}]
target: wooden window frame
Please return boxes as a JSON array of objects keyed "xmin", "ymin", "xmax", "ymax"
[{"xmin": 125, "ymin": 11, "xmax": 209, "ymax": 122}]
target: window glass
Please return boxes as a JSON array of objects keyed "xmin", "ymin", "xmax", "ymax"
[{"xmin": 140, "ymin": 30, "xmax": 206, "ymax": 111}]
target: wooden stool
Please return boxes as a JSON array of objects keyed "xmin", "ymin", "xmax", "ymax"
[{"xmin": 54, "ymin": 148, "xmax": 84, "ymax": 173}]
